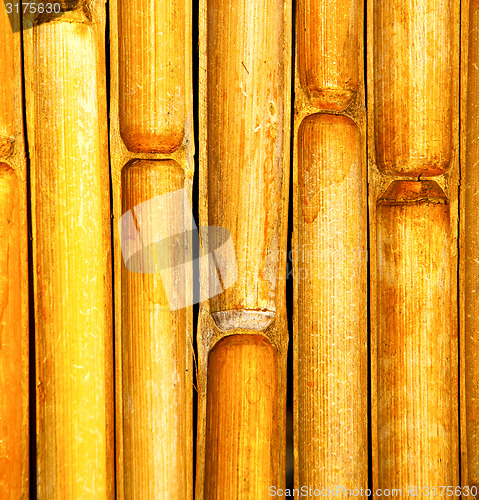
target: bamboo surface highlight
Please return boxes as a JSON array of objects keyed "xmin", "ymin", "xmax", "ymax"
[
  {"xmin": 196, "ymin": 0, "xmax": 292, "ymax": 498},
  {"xmin": 23, "ymin": 3, "xmax": 114, "ymax": 497},
  {"xmin": 0, "ymin": 2, "xmax": 29, "ymax": 497},
  {"xmin": 110, "ymin": 0, "xmax": 194, "ymax": 497},
  {"xmin": 368, "ymin": 0, "xmax": 460, "ymax": 493},
  {"xmin": 293, "ymin": 0, "xmax": 367, "ymax": 492}
]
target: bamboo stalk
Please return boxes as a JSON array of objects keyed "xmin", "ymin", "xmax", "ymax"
[
  {"xmin": 293, "ymin": 0, "xmax": 367, "ymax": 491},
  {"xmin": 118, "ymin": 0, "xmax": 187, "ymax": 153},
  {"xmin": 372, "ymin": 0, "xmax": 453, "ymax": 176},
  {"xmin": 196, "ymin": 0, "xmax": 291, "ymax": 497},
  {"xmin": 368, "ymin": 0, "xmax": 460, "ymax": 492},
  {"xmin": 0, "ymin": 2, "xmax": 29, "ymax": 498},
  {"xmin": 294, "ymin": 114, "xmax": 367, "ymax": 489},
  {"xmin": 110, "ymin": 0, "xmax": 194, "ymax": 497},
  {"xmin": 204, "ymin": 335, "xmax": 279, "ymax": 498},
  {"xmin": 376, "ymin": 180, "xmax": 457, "ymax": 488},
  {"xmin": 23, "ymin": 5, "xmax": 114, "ymax": 497},
  {"xmin": 296, "ymin": 0, "xmax": 361, "ymax": 111},
  {"xmin": 120, "ymin": 160, "xmax": 190, "ymax": 498},
  {"xmin": 463, "ymin": 0, "xmax": 479, "ymax": 489},
  {"xmin": 0, "ymin": 4, "xmax": 14, "ymax": 157}
]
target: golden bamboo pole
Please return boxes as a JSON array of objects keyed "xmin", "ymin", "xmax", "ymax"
[
  {"xmin": 377, "ymin": 181, "xmax": 456, "ymax": 488},
  {"xmin": 23, "ymin": 4, "xmax": 114, "ymax": 497},
  {"xmin": 196, "ymin": 0, "xmax": 291, "ymax": 497},
  {"xmin": 110, "ymin": 0, "xmax": 194, "ymax": 497},
  {"xmin": 296, "ymin": 0, "xmax": 360, "ymax": 111},
  {"xmin": 0, "ymin": 3, "xmax": 29, "ymax": 496},
  {"xmin": 294, "ymin": 114, "xmax": 367, "ymax": 490},
  {"xmin": 368, "ymin": 0, "xmax": 460, "ymax": 493},
  {"xmin": 463, "ymin": 0, "xmax": 479, "ymax": 490},
  {"xmin": 204, "ymin": 335, "xmax": 279, "ymax": 497},
  {"xmin": 293, "ymin": 0, "xmax": 367, "ymax": 491}
]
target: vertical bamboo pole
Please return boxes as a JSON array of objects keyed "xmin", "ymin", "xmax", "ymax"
[
  {"xmin": 377, "ymin": 181, "xmax": 455, "ymax": 488},
  {"xmin": 463, "ymin": 0, "xmax": 479, "ymax": 490},
  {"xmin": 0, "ymin": 2, "xmax": 29, "ymax": 497},
  {"xmin": 293, "ymin": 0, "xmax": 367, "ymax": 491},
  {"xmin": 368, "ymin": 0, "xmax": 460, "ymax": 493},
  {"xmin": 110, "ymin": 0, "xmax": 194, "ymax": 497},
  {"xmin": 196, "ymin": 0, "xmax": 291, "ymax": 498},
  {"xmin": 23, "ymin": 3, "xmax": 114, "ymax": 497}
]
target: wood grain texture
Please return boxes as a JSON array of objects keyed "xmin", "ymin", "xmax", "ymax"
[
  {"xmin": 376, "ymin": 180, "xmax": 458, "ymax": 490},
  {"xmin": 206, "ymin": 0, "xmax": 286, "ymax": 330},
  {"xmin": 373, "ymin": 0, "xmax": 454, "ymax": 176},
  {"xmin": 296, "ymin": 0, "xmax": 361, "ymax": 111},
  {"xmin": 24, "ymin": 5, "xmax": 114, "ymax": 498},
  {"xmin": 204, "ymin": 335, "xmax": 280, "ymax": 499},
  {"xmin": 118, "ymin": 0, "xmax": 188, "ymax": 153},
  {"xmin": 463, "ymin": 0, "xmax": 479, "ymax": 489},
  {"xmin": 296, "ymin": 114, "xmax": 367, "ymax": 489},
  {"xmin": 196, "ymin": 0, "xmax": 291, "ymax": 497},
  {"xmin": 0, "ymin": 5, "xmax": 14, "ymax": 157},
  {"xmin": 120, "ymin": 160, "xmax": 190, "ymax": 499}
]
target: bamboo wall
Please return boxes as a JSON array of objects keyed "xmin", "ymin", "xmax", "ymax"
[{"xmin": 0, "ymin": 0, "xmax": 476, "ymax": 498}]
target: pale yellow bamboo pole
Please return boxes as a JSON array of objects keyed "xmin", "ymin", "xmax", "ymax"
[
  {"xmin": 463, "ymin": 0, "xmax": 479, "ymax": 490},
  {"xmin": 296, "ymin": 0, "xmax": 361, "ymax": 111},
  {"xmin": 376, "ymin": 181, "xmax": 456, "ymax": 488},
  {"xmin": 0, "ymin": 3, "xmax": 29, "ymax": 498},
  {"xmin": 110, "ymin": 0, "xmax": 194, "ymax": 498},
  {"xmin": 368, "ymin": 0, "xmax": 460, "ymax": 493},
  {"xmin": 295, "ymin": 114, "xmax": 367, "ymax": 490},
  {"xmin": 23, "ymin": 5, "xmax": 114, "ymax": 498},
  {"xmin": 196, "ymin": 0, "xmax": 291, "ymax": 498}
]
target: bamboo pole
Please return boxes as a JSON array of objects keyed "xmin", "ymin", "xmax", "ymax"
[
  {"xmin": 296, "ymin": 0, "xmax": 361, "ymax": 111},
  {"xmin": 294, "ymin": 114, "xmax": 367, "ymax": 489},
  {"xmin": 293, "ymin": 0, "xmax": 367, "ymax": 491},
  {"xmin": 196, "ymin": 0, "xmax": 291, "ymax": 497},
  {"xmin": 110, "ymin": 0, "xmax": 194, "ymax": 497},
  {"xmin": 204, "ymin": 335, "xmax": 279, "ymax": 498},
  {"xmin": 377, "ymin": 180, "xmax": 456, "ymax": 489},
  {"xmin": 463, "ymin": 0, "xmax": 479, "ymax": 490},
  {"xmin": 367, "ymin": 0, "xmax": 460, "ymax": 493},
  {"xmin": 0, "ymin": 2, "xmax": 29, "ymax": 498},
  {"xmin": 23, "ymin": 4, "xmax": 114, "ymax": 497}
]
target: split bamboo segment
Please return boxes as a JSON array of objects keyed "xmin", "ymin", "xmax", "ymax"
[
  {"xmin": 0, "ymin": 4, "xmax": 29, "ymax": 496},
  {"xmin": 376, "ymin": 181, "xmax": 457, "ymax": 489},
  {"xmin": 367, "ymin": 0, "xmax": 460, "ymax": 493},
  {"xmin": 197, "ymin": 0, "xmax": 292, "ymax": 498},
  {"xmin": 372, "ymin": 0, "xmax": 454, "ymax": 176},
  {"xmin": 296, "ymin": 0, "xmax": 361, "ymax": 111},
  {"xmin": 110, "ymin": 0, "xmax": 194, "ymax": 497},
  {"xmin": 295, "ymin": 114, "xmax": 367, "ymax": 489},
  {"xmin": 463, "ymin": 0, "xmax": 479, "ymax": 490},
  {"xmin": 293, "ymin": 0, "xmax": 367, "ymax": 492},
  {"xmin": 23, "ymin": 3, "xmax": 114, "ymax": 498}
]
